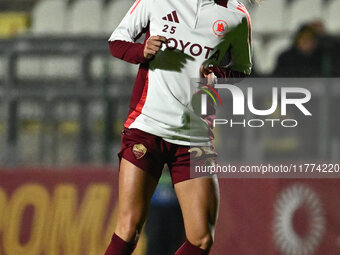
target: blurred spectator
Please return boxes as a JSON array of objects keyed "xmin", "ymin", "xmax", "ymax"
[
  {"xmin": 273, "ymin": 21, "xmax": 340, "ymax": 77},
  {"xmin": 273, "ymin": 23, "xmax": 322, "ymax": 77}
]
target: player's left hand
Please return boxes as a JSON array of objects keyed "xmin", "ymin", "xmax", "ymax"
[{"xmin": 200, "ymin": 65, "xmax": 217, "ymax": 85}]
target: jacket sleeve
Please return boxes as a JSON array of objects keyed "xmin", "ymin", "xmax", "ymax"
[
  {"xmin": 109, "ymin": 40, "xmax": 147, "ymax": 64},
  {"xmin": 108, "ymin": 0, "xmax": 151, "ymax": 64},
  {"xmin": 229, "ymin": 14, "xmax": 252, "ymax": 75}
]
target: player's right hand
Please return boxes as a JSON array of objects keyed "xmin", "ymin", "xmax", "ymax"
[{"xmin": 144, "ymin": 35, "xmax": 168, "ymax": 59}]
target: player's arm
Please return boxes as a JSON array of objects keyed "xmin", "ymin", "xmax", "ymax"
[
  {"xmin": 108, "ymin": 0, "xmax": 150, "ymax": 64},
  {"xmin": 201, "ymin": 15, "xmax": 252, "ymax": 79},
  {"xmin": 228, "ymin": 14, "xmax": 252, "ymax": 76},
  {"xmin": 108, "ymin": 0, "xmax": 167, "ymax": 64}
]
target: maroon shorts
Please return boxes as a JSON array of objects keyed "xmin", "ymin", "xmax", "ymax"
[{"xmin": 118, "ymin": 128, "xmax": 217, "ymax": 184}]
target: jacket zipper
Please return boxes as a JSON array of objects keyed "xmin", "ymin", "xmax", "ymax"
[{"xmin": 193, "ymin": 0, "xmax": 202, "ymax": 29}]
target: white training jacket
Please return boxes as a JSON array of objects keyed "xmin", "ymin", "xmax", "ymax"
[{"xmin": 109, "ymin": 0, "xmax": 252, "ymax": 146}]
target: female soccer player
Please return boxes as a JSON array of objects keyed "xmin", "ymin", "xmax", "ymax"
[{"xmin": 105, "ymin": 0, "xmax": 252, "ymax": 254}]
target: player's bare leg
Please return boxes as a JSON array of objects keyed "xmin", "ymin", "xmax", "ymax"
[
  {"xmin": 174, "ymin": 176, "xmax": 219, "ymax": 254},
  {"xmin": 105, "ymin": 158, "xmax": 158, "ymax": 255}
]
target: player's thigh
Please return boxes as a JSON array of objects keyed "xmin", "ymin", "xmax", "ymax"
[
  {"xmin": 117, "ymin": 158, "xmax": 159, "ymax": 229},
  {"xmin": 174, "ymin": 176, "xmax": 219, "ymax": 240}
]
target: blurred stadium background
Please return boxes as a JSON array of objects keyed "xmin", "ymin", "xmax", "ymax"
[{"xmin": 0, "ymin": 0, "xmax": 339, "ymax": 255}]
